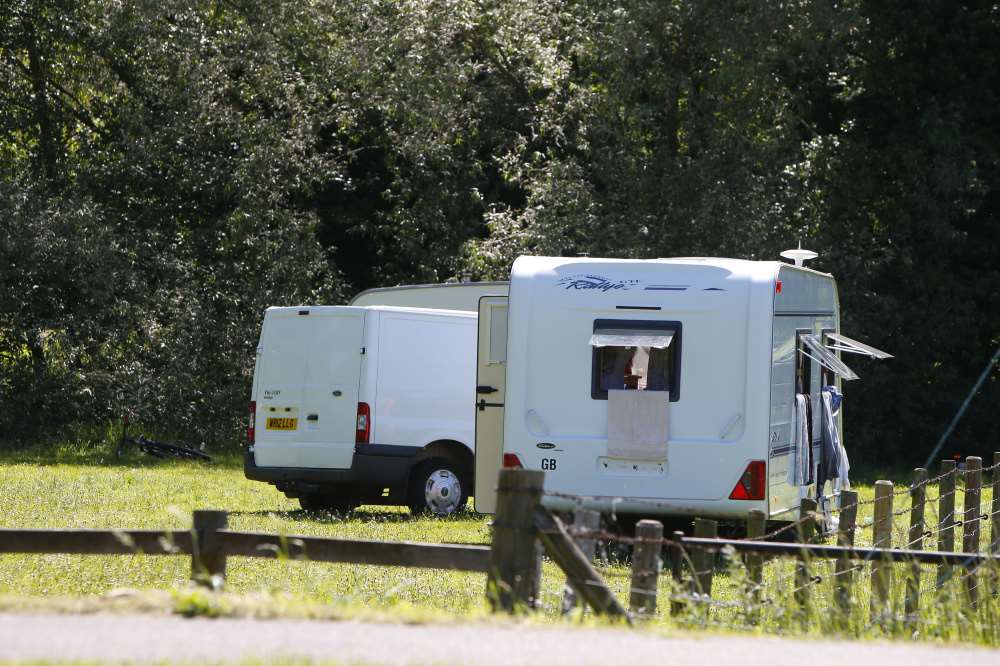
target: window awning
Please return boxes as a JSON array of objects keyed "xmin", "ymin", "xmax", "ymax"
[
  {"xmin": 826, "ymin": 333, "xmax": 893, "ymax": 360},
  {"xmin": 589, "ymin": 329, "xmax": 675, "ymax": 349},
  {"xmin": 801, "ymin": 334, "xmax": 859, "ymax": 381}
]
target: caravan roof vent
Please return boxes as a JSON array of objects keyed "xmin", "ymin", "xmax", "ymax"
[{"xmin": 780, "ymin": 242, "xmax": 818, "ymax": 267}]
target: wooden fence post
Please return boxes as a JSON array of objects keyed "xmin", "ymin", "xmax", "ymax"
[
  {"xmin": 937, "ymin": 459, "xmax": 957, "ymax": 588},
  {"xmin": 534, "ymin": 509, "xmax": 629, "ymax": 620},
  {"xmin": 561, "ymin": 508, "xmax": 600, "ymax": 614},
  {"xmin": 691, "ymin": 518, "xmax": 717, "ymax": 598},
  {"xmin": 191, "ymin": 509, "xmax": 228, "ymax": 589},
  {"xmin": 795, "ymin": 498, "xmax": 817, "ymax": 613},
  {"xmin": 630, "ymin": 519, "xmax": 663, "ymax": 617},
  {"xmin": 991, "ymin": 452, "xmax": 1000, "ymax": 599},
  {"xmin": 905, "ymin": 468, "xmax": 928, "ymax": 618},
  {"xmin": 746, "ymin": 509, "xmax": 766, "ymax": 604},
  {"xmin": 835, "ymin": 490, "xmax": 859, "ymax": 614},
  {"xmin": 963, "ymin": 456, "xmax": 982, "ymax": 608},
  {"xmin": 488, "ymin": 469, "xmax": 544, "ymax": 613},
  {"xmin": 871, "ymin": 480, "xmax": 893, "ymax": 620},
  {"xmin": 670, "ymin": 530, "xmax": 686, "ymax": 616},
  {"xmin": 992, "ymin": 452, "xmax": 1000, "ymax": 555}
]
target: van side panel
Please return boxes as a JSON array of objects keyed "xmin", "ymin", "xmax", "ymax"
[
  {"xmin": 373, "ymin": 311, "xmax": 476, "ymax": 450},
  {"xmin": 253, "ymin": 308, "xmax": 365, "ymax": 469}
]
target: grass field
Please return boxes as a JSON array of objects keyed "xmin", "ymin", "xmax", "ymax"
[{"xmin": 1, "ymin": 444, "xmax": 998, "ymax": 646}]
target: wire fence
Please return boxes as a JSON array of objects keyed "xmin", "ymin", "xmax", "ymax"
[{"xmin": 526, "ymin": 455, "xmax": 1000, "ymax": 642}]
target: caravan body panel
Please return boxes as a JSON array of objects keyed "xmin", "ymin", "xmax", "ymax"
[
  {"xmin": 766, "ymin": 266, "xmax": 840, "ymax": 519},
  {"xmin": 502, "ymin": 257, "xmax": 782, "ymax": 518}
]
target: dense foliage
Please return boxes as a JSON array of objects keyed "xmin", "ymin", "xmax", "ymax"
[{"xmin": 1, "ymin": 0, "xmax": 997, "ymax": 462}]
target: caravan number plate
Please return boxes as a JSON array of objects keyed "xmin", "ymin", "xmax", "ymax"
[{"xmin": 266, "ymin": 417, "xmax": 298, "ymax": 431}]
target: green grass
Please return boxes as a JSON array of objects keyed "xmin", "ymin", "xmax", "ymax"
[
  {"xmin": 0, "ymin": 448, "xmax": 493, "ymax": 614},
  {"xmin": 1, "ymin": 444, "xmax": 997, "ymax": 646}
]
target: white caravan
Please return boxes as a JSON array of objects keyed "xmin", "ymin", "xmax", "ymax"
[
  {"xmin": 245, "ymin": 305, "xmax": 477, "ymax": 514},
  {"xmin": 474, "ymin": 256, "xmax": 889, "ymax": 522}
]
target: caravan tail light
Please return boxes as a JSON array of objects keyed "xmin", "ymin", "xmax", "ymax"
[
  {"xmin": 729, "ymin": 460, "xmax": 766, "ymax": 501},
  {"xmin": 503, "ymin": 453, "xmax": 523, "ymax": 469},
  {"xmin": 247, "ymin": 401, "xmax": 256, "ymax": 446},
  {"xmin": 356, "ymin": 402, "xmax": 371, "ymax": 444}
]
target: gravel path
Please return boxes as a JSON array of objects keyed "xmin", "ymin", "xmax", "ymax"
[{"xmin": 0, "ymin": 613, "xmax": 996, "ymax": 664}]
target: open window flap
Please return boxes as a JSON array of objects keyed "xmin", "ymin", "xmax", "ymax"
[
  {"xmin": 826, "ymin": 332, "xmax": 893, "ymax": 360},
  {"xmin": 801, "ymin": 334, "xmax": 859, "ymax": 380},
  {"xmin": 590, "ymin": 330, "xmax": 675, "ymax": 349}
]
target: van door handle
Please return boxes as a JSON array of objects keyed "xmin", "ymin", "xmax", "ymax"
[
  {"xmin": 307, "ymin": 414, "xmax": 319, "ymax": 421},
  {"xmin": 476, "ymin": 385, "xmax": 498, "ymax": 394}
]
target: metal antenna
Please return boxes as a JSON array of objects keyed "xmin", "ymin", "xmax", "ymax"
[{"xmin": 780, "ymin": 241, "xmax": 818, "ymax": 267}]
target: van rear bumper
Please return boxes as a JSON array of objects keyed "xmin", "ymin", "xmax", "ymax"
[{"xmin": 243, "ymin": 445, "xmax": 419, "ymax": 487}]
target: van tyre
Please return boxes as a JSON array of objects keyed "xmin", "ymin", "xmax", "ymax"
[
  {"xmin": 298, "ymin": 493, "xmax": 356, "ymax": 514},
  {"xmin": 409, "ymin": 459, "xmax": 468, "ymax": 516}
]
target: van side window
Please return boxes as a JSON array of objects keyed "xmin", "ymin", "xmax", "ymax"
[{"xmin": 590, "ymin": 319, "xmax": 681, "ymax": 401}]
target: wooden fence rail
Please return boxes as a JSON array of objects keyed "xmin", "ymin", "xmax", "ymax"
[
  {"xmin": 0, "ymin": 527, "xmax": 491, "ymax": 571},
  {"xmin": 0, "ymin": 514, "xmax": 492, "ymax": 590},
  {"xmin": 0, "ymin": 529, "xmax": 195, "ymax": 555}
]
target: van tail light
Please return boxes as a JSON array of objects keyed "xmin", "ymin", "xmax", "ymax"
[
  {"xmin": 247, "ymin": 401, "xmax": 256, "ymax": 446},
  {"xmin": 730, "ymin": 460, "xmax": 766, "ymax": 500},
  {"xmin": 356, "ymin": 402, "xmax": 371, "ymax": 444},
  {"xmin": 503, "ymin": 453, "xmax": 523, "ymax": 469}
]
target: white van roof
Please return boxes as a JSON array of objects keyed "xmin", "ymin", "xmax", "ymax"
[
  {"xmin": 350, "ymin": 282, "xmax": 509, "ymax": 311},
  {"xmin": 266, "ymin": 305, "xmax": 476, "ymax": 319}
]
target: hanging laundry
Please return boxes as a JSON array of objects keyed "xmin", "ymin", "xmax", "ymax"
[
  {"xmin": 819, "ymin": 385, "xmax": 850, "ymax": 492},
  {"xmin": 830, "ymin": 386, "xmax": 850, "ymax": 491},
  {"xmin": 787, "ymin": 394, "xmax": 811, "ymax": 486},
  {"xmin": 817, "ymin": 387, "xmax": 841, "ymax": 493}
]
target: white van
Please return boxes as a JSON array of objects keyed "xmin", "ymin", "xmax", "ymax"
[
  {"xmin": 245, "ymin": 305, "xmax": 477, "ymax": 514},
  {"xmin": 474, "ymin": 255, "xmax": 890, "ymax": 523}
]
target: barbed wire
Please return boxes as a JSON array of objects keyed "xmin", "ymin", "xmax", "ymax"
[{"xmin": 536, "ymin": 468, "xmax": 999, "ymax": 640}]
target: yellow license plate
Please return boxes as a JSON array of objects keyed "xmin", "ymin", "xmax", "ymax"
[{"xmin": 266, "ymin": 417, "xmax": 298, "ymax": 431}]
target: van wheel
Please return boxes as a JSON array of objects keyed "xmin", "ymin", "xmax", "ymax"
[
  {"xmin": 299, "ymin": 493, "xmax": 356, "ymax": 514},
  {"xmin": 409, "ymin": 459, "xmax": 467, "ymax": 516}
]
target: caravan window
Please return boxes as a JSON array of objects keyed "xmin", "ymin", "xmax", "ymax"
[
  {"xmin": 800, "ymin": 334, "xmax": 858, "ymax": 381},
  {"xmin": 590, "ymin": 319, "xmax": 682, "ymax": 401}
]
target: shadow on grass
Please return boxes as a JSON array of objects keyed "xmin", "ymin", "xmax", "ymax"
[
  {"xmin": 229, "ymin": 507, "xmax": 487, "ymax": 526},
  {"xmin": 0, "ymin": 441, "xmax": 243, "ymax": 469},
  {"xmin": 229, "ymin": 508, "xmax": 421, "ymax": 524}
]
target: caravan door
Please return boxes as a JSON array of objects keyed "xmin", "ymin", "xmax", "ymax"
[{"xmin": 473, "ymin": 296, "xmax": 508, "ymax": 513}]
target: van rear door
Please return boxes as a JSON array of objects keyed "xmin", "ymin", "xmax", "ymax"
[
  {"xmin": 473, "ymin": 296, "xmax": 508, "ymax": 513},
  {"xmin": 254, "ymin": 307, "xmax": 365, "ymax": 469}
]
